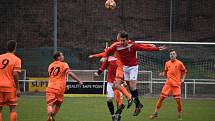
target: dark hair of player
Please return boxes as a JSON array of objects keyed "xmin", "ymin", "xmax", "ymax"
[
  {"xmin": 53, "ymin": 51, "xmax": 62, "ymax": 60},
  {"xmin": 118, "ymin": 30, "xmax": 128, "ymax": 40},
  {"xmin": 169, "ymin": 49, "xmax": 176, "ymax": 53},
  {"xmin": 7, "ymin": 40, "xmax": 17, "ymax": 52}
]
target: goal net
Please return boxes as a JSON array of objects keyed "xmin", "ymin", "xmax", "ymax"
[{"xmin": 136, "ymin": 41, "xmax": 215, "ymax": 99}]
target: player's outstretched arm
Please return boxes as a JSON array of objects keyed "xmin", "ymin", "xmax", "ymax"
[
  {"xmin": 67, "ymin": 71, "xmax": 83, "ymax": 85},
  {"xmin": 134, "ymin": 43, "xmax": 162, "ymax": 51},
  {"xmin": 13, "ymin": 71, "xmax": 21, "ymax": 97},
  {"xmin": 89, "ymin": 52, "xmax": 106, "ymax": 58}
]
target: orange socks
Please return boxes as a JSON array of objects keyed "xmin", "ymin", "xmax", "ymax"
[
  {"xmin": 119, "ymin": 86, "xmax": 131, "ymax": 100},
  {"xmin": 10, "ymin": 112, "xmax": 17, "ymax": 121},
  {"xmin": 176, "ymin": 98, "xmax": 182, "ymax": 112},
  {"xmin": 114, "ymin": 90, "xmax": 123, "ymax": 106},
  {"xmin": 156, "ymin": 96, "xmax": 166, "ymax": 112}
]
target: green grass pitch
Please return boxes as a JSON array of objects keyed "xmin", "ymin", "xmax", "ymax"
[{"xmin": 1, "ymin": 96, "xmax": 215, "ymax": 121}]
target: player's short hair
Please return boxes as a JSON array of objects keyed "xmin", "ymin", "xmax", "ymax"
[
  {"xmin": 118, "ymin": 30, "xmax": 128, "ymax": 40},
  {"xmin": 169, "ymin": 49, "xmax": 176, "ymax": 53},
  {"xmin": 53, "ymin": 51, "xmax": 62, "ymax": 60},
  {"xmin": 7, "ymin": 40, "xmax": 17, "ymax": 52}
]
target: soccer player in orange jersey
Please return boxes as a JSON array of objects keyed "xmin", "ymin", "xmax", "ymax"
[
  {"xmin": 0, "ymin": 40, "xmax": 21, "ymax": 121},
  {"xmin": 89, "ymin": 46, "xmax": 133, "ymax": 109},
  {"xmin": 46, "ymin": 51, "xmax": 83, "ymax": 121},
  {"xmin": 94, "ymin": 55, "xmax": 127, "ymax": 121},
  {"xmin": 150, "ymin": 49, "xmax": 187, "ymax": 120}
]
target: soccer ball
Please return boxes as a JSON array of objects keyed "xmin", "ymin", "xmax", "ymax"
[{"xmin": 105, "ymin": 0, "xmax": 116, "ymax": 10}]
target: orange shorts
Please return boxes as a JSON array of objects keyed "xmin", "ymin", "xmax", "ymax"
[
  {"xmin": 160, "ymin": 84, "xmax": 181, "ymax": 98},
  {"xmin": 46, "ymin": 91, "xmax": 64, "ymax": 105},
  {"xmin": 115, "ymin": 67, "xmax": 124, "ymax": 80},
  {"xmin": 0, "ymin": 92, "xmax": 17, "ymax": 106}
]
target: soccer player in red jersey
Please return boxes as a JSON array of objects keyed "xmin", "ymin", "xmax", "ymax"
[
  {"xmin": 89, "ymin": 41, "xmax": 156, "ymax": 111},
  {"xmin": 101, "ymin": 31, "xmax": 166, "ymax": 116},
  {"xmin": 0, "ymin": 40, "xmax": 21, "ymax": 121},
  {"xmin": 150, "ymin": 49, "xmax": 187, "ymax": 120},
  {"xmin": 94, "ymin": 55, "xmax": 127, "ymax": 121},
  {"xmin": 46, "ymin": 51, "xmax": 83, "ymax": 121}
]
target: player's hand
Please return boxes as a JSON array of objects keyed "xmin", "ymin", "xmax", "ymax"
[
  {"xmin": 159, "ymin": 45, "xmax": 167, "ymax": 50},
  {"xmin": 181, "ymin": 79, "xmax": 185, "ymax": 84},
  {"xmin": 94, "ymin": 72, "xmax": 99, "ymax": 77},
  {"xmin": 159, "ymin": 72, "xmax": 164, "ymax": 77},
  {"xmin": 16, "ymin": 89, "xmax": 21, "ymax": 97},
  {"xmin": 79, "ymin": 81, "xmax": 83, "ymax": 86},
  {"xmin": 148, "ymin": 44, "xmax": 156, "ymax": 48},
  {"xmin": 100, "ymin": 57, "xmax": 107, "ymax": 62},
  {"xmin": 89, "ymin": 55, "xmax": 93, "ymax": 58}
]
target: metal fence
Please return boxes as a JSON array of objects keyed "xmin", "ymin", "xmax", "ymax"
[{"xmin": 0, "ymin": 0, "xmax": 215, "ymax": 78}]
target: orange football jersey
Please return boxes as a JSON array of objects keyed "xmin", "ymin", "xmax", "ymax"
[
  {"xmin": 0, "ymin": 53, "xmax": 21, "ymax": 92},
  {"xmin": 47, "ymin": 61, "xmax": 69, "ymax": 94}
]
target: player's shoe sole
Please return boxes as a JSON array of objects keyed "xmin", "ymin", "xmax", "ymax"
[
  {"xmin": 127, "ymin": 98, "xmax": 134, "ymax": 109},
  {"xmin": 133, "ymin": 103, "xmax": 143, "ymax": 116}
]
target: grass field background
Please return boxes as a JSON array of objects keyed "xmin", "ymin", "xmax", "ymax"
[{"xmin": 2, "ymin": 96, "xmax": 215, "ymax": 121}]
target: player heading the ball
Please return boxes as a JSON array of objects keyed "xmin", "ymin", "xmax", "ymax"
[{"xmin": 101, "ymin": 31, "xmax": 167, "ymax": 116}]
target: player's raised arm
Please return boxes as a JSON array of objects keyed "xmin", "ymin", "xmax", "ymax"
[
  {"xmin": 67, "ymin": 70, "xmax": 83, "ymax": 85},
  {"xmin": 134, "ymin": 43, "xmax": 167, "ymax": 51},
  {"xmin": 89, "ymin": 52, "xmax": 106, "ymax": 58}
]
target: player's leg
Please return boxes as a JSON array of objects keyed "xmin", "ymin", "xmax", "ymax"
[
  {"xmin": 0, "ymin": 92, "xmax": 3, "ymax": 121},
  {"xmin": 172, "ymin": 86, "xmax": 182, "ymax": 120},
  {"xmin": 9, "ymin": 106, "xmax": 17, "ymax": 121},
  {"xmin": 112, "ymin": 80, "xmax": 131, "ymax": 101},
  {"xmin": 113, "ymin": 68, "xmax": 132, "ymax": 101},
  {"xmin": 114, "ymin": 90, "xmax": 125, "ymax": 121},
  {"xmin": 126, "ymin": 65, "xmax": 143, "ymax": 116},
  {"xmin": 0, "ymin": 106, "xmax": 2, "ymax": 121},
  {"xmin": 46, "ymin": 92, "xmax": 57, "ymax": 121},
  {"xmin": 150, "ymin": 84, "xmax": 170, "ymax": 119},
  {"xmin": 53, "ymin": 102, "xmax": 61, "ymax": 117},
  {"xmin": 6, "ymin": 92, "xmax": 18, "ymax": 121},
  {"xmin": 53, "ymin": 93, "xmax": 64, "ymax": 117},
  {"xmin": 114, "ymin": 90, "xmax": 123, "ymax": 107},
  {"xmin": 106, "ymin": 83, "xmax": 115, "ymax": 121}
]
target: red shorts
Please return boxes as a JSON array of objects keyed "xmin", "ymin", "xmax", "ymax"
[
  {"xmin": 160, "ymin": 84, "xmax": 181, "ymax": 99},
  {"xmin": 0, "ymin": 92, "xmax": 17, "ymax": 106}
]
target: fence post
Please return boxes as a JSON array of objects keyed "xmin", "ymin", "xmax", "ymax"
[
  {"xmin": 24, "ymin": 81, "xmax": 26, "ymax": 93},
  {"xmin": 184, "ymin": 83, "xmax": 187, "ymax": 99},
  {"xmin": 102, "ymin": 70, "xmax": 107, "ymax": 95},
  {"xmin": 193, "ymin": 79, "xmax": 196, "ymax": 95},
  {"xmin": 150, "ymin": 71, "xmax": 153, "ymax": 94}
]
